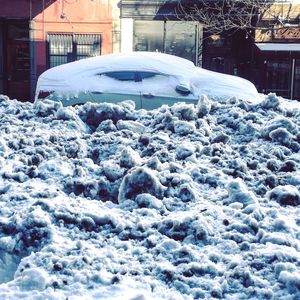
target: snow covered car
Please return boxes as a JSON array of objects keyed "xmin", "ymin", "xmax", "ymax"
[{"xmin": 35, "ymin": 52, "xmax": 259, "ymax": 109}]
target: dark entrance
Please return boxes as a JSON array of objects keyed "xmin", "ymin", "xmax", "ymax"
[
  {"xmin": 0, "ymin": 20, "xmax": 30, "ymax": 101},
  {"xmin": 265, "ymin": 59, "xmax": 290, "ymax": 98},
  {"xmin": 294, "ymin": 59, "xmax": 300, "ymax": 99}
]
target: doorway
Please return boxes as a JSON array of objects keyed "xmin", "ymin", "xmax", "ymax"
[
  {"xmin": 293, "ymin": 59, "xmax": 300, "ymax": 100},
  {"xmin": 0, "ymin": 21, "xmax": 30, "ymax": 102}
]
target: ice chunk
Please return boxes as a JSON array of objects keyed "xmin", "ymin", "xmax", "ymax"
[
  {"xmin": 226, "ymin": 179, "xmax": 257, "ymax": 206},
  {"xmin": 118, "ymin": 167, "xmax": 165, "ymax": 203},
  {"xmin": 260, "ymin": 93, "xmax": 280, "ymax": 109},
  {"xmin": 173, "ymin": 120, "xmax": 195, "ymax": 135},
  {"xmin": 197, "ymin": 95, "xmax": 212, "ymax": 117},
  {"xmin": 18, "ymin": 268, "xmax": 48, "ymax": 291},
  {"xmin": 120, "ymin": 146, "xmax": 142, "ymax": 169},
  {"xmin": 268, "ymin": 185, "xmax": 300, "ymax": 206},
  {"xmin": 135, "ymin": 193, "xmax": 163, "ymax": 209}
]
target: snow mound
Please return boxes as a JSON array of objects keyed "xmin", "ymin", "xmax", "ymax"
[{"xmin": 0, "ymin": 94, "xmax": 299, "ymax": 299}]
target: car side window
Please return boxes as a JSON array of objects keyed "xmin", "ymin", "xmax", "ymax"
[
  {"xmin": 139, "ymin": 72, "xmax": 160, "ymax": 80},
  {"xmin": 101, "ymin": 71, "xmax": 138, "ymax": 81}
]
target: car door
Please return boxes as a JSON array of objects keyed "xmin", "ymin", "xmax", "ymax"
[
  {"xmin": 89, "ymin": 71, "xmax": 142, "ymax": 109},
  {"xmin": 139, "ymin": 72, "xmax": 198, "ymax": 110}
]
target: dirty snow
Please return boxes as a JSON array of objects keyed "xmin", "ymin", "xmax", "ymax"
[{"xmin": 0, "ymin": 93, "xmax": 299, "ymax": 300}]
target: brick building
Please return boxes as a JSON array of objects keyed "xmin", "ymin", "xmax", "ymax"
[{"xmin": 0, "ymin": 0, "xmax": 119, "ymax": 101}]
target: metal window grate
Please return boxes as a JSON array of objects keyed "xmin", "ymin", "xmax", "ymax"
[
  {"xmin": 75, "ymin": 34, "xmax": 101, "ymax": 60},
  {"xmin": 47, "ymin": 33, "xmax": 101, "ymax": 68}
]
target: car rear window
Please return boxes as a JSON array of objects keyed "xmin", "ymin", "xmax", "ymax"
[{"xmin": 103, "ymin": 71, "xmax": 137, "ymax": 81}]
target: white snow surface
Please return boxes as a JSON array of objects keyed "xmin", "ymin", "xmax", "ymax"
[{"xmin": 0, "ymin": 93, "xmax": 299, "ymax": 299}]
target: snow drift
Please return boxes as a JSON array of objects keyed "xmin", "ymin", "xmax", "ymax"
[{"xmin": 0, "ymin": 94, "xmax": 299, "ymax": 299}]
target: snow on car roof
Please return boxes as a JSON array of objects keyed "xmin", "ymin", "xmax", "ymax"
[
  {"xmin": 38, "ymin": 52, "xmax": 260, "ymax": 103},
  {"xmin": 40, "ymin": 52, "xmax": 196, "ymax": 81}
]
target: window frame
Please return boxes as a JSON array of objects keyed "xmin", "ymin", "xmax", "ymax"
[
  {"xmin": 46, "ymin": 33, "xmax": 101, "ymax": 69},
  {"xmin": 133, "ymin": 20, "xmax": 200, "ymax": 65},
  {"xmin": 99, "ymin": 71, "xmax": 162, "ymax": 82},
  {"xmin": 100, "ymin": 71, "xmax": 139, "ymax": 82}
]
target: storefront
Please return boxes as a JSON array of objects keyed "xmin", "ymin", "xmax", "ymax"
[
  {"xmin": 120, "ymin": 1, "xmax": 202, "ymax": 65},
  {"xmin": 255, "ymin": 43, "xmax": 300, "ymax": 100},
  {"xmin": 254, "ymin": 3, "xmax": 300, "ymax": 100}
]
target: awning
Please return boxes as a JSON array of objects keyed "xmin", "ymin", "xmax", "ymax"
[{"xmin": 256, "ymin": 43, "xmax": 300, "ymax": 52}]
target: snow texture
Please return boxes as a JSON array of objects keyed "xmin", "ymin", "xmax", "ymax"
[{"xmin": 0, "ymin": 93, "xmax": 299, "ymax": 299}]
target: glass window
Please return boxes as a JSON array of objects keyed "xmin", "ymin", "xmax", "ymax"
[
  {"xmin": 102, "ymin": 71, "xmax": 137, "ymax": 81},
  {"xmin": 294, "ymin": 59, "xmax": 300, "ymax": 100},
  {"xmin": 75, "ymin": 34, "xmax": 101, "ymax": 60},
  {"xmin": 139, "ymin": 71, "xmax": 160, "ymax": 80},
  {"xmin": 210, "ymin": 57, "xmax": 225, "ymax": 73},
  {"xmin": 134, "ymin": 21, "xmax": 164, "ymax": 52},
  {"xmin": 265, "ymin": 60, "xmax": 290, "ymax": 97},
  {"xmin": 133, "ymin": 20, "xmax": 199, "ymax": 65},
  {"xmin": 48, "ymin": 34, "xmax": 101, "ymax": 68},
  {"xmin": 6, "ymin": 24, "xmax": 30, "ymax": 81},
  {"xmin": 165, "ymin": 21, "xmax": 197, "ymax": 63}
]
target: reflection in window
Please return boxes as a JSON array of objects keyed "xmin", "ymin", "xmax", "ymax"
[
  {"xmin": 134, "ymin": 20, "xmax": 199, "ymax": 65},
  {"xmin": 165, "ymin": 21, "xmax": 197, "ymax": 63},
  {"xmin": 102, "ymin": 71, "xmax": 137, "ymax": 81},
  {"xmin": 134, "ymin": 21, "xmax": 164, "ymax": 52},
  {"xmin": 266, "ymin": 60, "xmax": 290, "ymax": 97},
  {"xmin": 294, "ymin": 60, "xmax": 300, "ymax": 99},
  {"xmin": 139, "ymin": 72, "xmax": 159, "ymax": 79},
  {"xmin": 210, "ymin": 57, "xmax": 225, "ymax": 73}
]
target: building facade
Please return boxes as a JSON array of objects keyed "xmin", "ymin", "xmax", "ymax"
[
  {"xmin": 120, "ymin": 1, "xmax": 202, "ymax": 66},
  {"xmin": 255, "ymin": 2, "xmax": 300, "ymax": 100},
  {"xmin": 0, "ymin": 0, "xmax": 120, "ymax": 101}
]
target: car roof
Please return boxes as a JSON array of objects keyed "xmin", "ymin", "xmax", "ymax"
[{"xmin": 39, "ymin": 52, "xmax": 196, "ymax": 81}]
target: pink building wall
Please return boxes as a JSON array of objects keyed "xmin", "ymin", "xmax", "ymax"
[{"xmin": 0, "ymin": 0, "xmax": 114, "ymax": 76}]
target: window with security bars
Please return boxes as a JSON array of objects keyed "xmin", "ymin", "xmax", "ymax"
[{"xmin": 47, "ymin": 33, "xmax": 101, "ymax": 68}]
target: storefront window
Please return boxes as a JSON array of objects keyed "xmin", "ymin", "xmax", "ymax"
[
  {"xmin": 165, "ymin": 21, "xmax": 197, "ymax": 63},
  {"xmin": 134, "ymin": 21, "xmax": 164, "ymax": 53},
  {"xmin": 265, "ymin": 60, "xmax": 290, "ymax": 98},
  {"xmin": 294, "ymin": 59, "xmax": 300, "ymax": 100},
  {"xmin": 210, "ymin": 57, "xmax": 225, "ymax": 73},
  {"xmin": 134, "ymin": 20, "xmax": 199, "ymax": 64}
]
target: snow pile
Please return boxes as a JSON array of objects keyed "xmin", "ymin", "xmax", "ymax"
[{"xmin": 0, "ymin": 93, "xmax": 299, "ymax": 299}]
